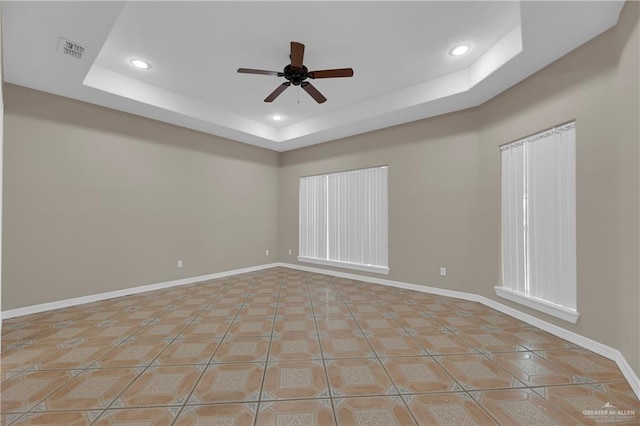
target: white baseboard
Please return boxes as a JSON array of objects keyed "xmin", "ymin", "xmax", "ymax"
[
  {"xmin": 279, "ymin": 262, "xmax": 640, "ymax": 400},
  {"xmin": 1, "ymin": 263, "xmax": 281, "ymax": 320}
]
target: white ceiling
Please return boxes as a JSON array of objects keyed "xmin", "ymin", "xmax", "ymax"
[{"xmin": 2, "ymin": 1, "xmax": 624, "ymax": 152}]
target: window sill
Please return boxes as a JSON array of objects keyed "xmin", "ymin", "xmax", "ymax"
[
  {"xmin": 494, "ymin": 286, "xmax": 580, "ymax": 323},
  {"xmin": 297, "ymin": 257, "xmax": 389, "ymax": 275}
]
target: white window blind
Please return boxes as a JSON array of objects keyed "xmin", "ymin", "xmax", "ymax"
[
  {"xmin": 496, "ymin": 122, "xmax": 578, "ymax": 323},
  {"xmin": 299, "ymin": 166, "xmax": 389, "ymax": 274}
]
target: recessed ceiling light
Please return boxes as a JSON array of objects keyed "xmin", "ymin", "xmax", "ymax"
[
  {"xmin": 270, "ymin": 114, "xmax": 284, "ymax": 121},
  {"xmin": 129, "ymin": 59, "xmax": 151, "ymax": 69},
  {"xmin": 449, "ymin": 44, "xmax": 471, "ymax": 56}
]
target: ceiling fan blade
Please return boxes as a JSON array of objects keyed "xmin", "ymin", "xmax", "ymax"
[
  {"xmin": 238, "ymin": 68, "xmax": 283, "ymax": 76},
  {"xmin": 290, "ymin": 42, "xmax": 305, "ymax": 69},
  {"xmin": 301, "ymin": 82, "xmax": 327, "ymax": 104},
  {"xmin": 308, "ymin": 68, "xmax": 354, "ymax": 79},
  {"xmin": 264, "ymin": 82, "xmax": 291, "ymax": 102}
]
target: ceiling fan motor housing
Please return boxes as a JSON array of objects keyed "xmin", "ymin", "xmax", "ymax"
[{"xmin": 283, "ymin": 64, "xmax": 308, "ymax": 85}]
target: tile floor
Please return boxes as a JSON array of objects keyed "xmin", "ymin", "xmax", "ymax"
[{"xmin": 1, "ymin": 267, "xmax": 638, "ymax": 425}]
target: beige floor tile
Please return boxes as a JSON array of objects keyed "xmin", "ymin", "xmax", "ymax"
[
  {"xmin": 116, "ymin": 309, "xmax": 168, "ymax": 324},
  {"xmin": 471, "ymin": 312, "xmax": 529, "ymax": 328},
  {"xmin": 334, "ymin": 396, "xmax": 416, "ymax": 425},
  {"xmin": 226, "ymin": 317, "xmax": 274, "ymax": 337},
  {"xmin": 421, "ymin": 302, "xmax": 460, "ymax": 314},
  {"xmin": 315, "ymin": 317, "xmax": 360, "ymax": 334},
  {"xmin": 381, "ymin": 302, "xmax": 422, "ymax": 315},
  {"xmin": 189, "ymin": 363, "xmax": 265, "ymax": 404},
  {"xmin": 153, "ymin": 338, "xmax": 220, "ymax": 366},
  {"xmin": 342, "ymin": 295, "xmax": 375, "ymax": 305},
  {"xmin": 41, "ymin": 368, "xmax": 138, "ymax": 411},
  {"xmin": 346, "ymin": 303, "xmax": 387, "ymax": 316},
  {"xmin": 412, "ymin": 329, "xmax": 477, "ymax": 355},
  {"xmin": 105, "ymin": 298, "xmax": 143, "ymax": 309},
  {"xmin": 319, "ymin": 333, "xmax": 375, "ymax": 359},
  {"xmin": 541, "ymin": 383, "xmax": 640, "ymax": 424},
  {"xmin": 476, "ymin": 388, "xmax": 574, "ymax": 425},
  {"xmin": 14, "ymin": 410, "xmax": 101, "ymax": 425},
  {"xmin": 257, "ymin": 399, "xmax": 335, "ymax": 426},
  {"xmin": 197, "ymin": 305, "xmax": 242, "ymax": 319},
  {"xmin": 455, "ymin": 329, "xmax": 528, "ymax": 353},
  {"xmin": 500, "ymin": 327, "xmax": 577, "ymax": 350},
  {"xmin": 450, "ymin": 301, "xmax": 491, "ymax": 312},
  {"xmin": 255, "ymin": 287, "xmax": 281, "ymax": 295},
  {"xmin": 404, "ymin": 392, "xmax": 497, "ymax": 425},
  {"xmin": 274, "ymin": 316, "xmax": 317, "ymax": 335},
  {"xmin": 27, "ymin": 310, "xmax": 86, "ymax": 325},
  {"xmin": 262, "ymin": 360, "xmax": 329, "ymax": 400},
  {"xmin": 269, "ymin": 334, "xmax": 322, "ymax": 361},
  {"xmin": 355, "ymin": 316, "xmax": 405, "ymax": 334},
  {"xmin": 178, "ymin": 319, "xmax": 232, "ymax": 339},
  {"xmin": 591, "ymin": 381, "xmax": 640, "ymax": 409},
  {"xmin": 208, "ymin": 295, "xmax": 246, "ymax": 305},
  {"xmin": 534, "ymin": 348, "xmax": 626, "ymax": 382},
  {"xmin": 313, "ymin": 305, "xmax": 351, "ymax": 317},
  {"xmin": 94, "ymin": 407, "xmax": 176, "ymax": 425},
  {"xmin": 91, "ymin": 340, "xmax": 169, "ymax": 368},
  {"xmin": 118, "ymin": 365, "xmax": 202, "ymax": 407},
  {"xmin": 176, "ymin": 296, "xmax": 216, "ymax": 308},
  {"xmin": 488, "ymin": 351, "xmax": 576, "ymax": 387},
  {"xmin": 212, "ymin": 336, "xmax": 270, "ymax": 363},
  {"xmin": 367, "ymin": 333, "xmax": 428, "ymax": 358},
  {"xmin": 1, "ymin": 370, "xmax": 76, "ymax": 413},
  {"xmin": 2, "ymin": 267, "xmax": 638, "ymax": 424},
  {"xmin": 311, "ymin": 296, "xmax": 343, "ymax": 305},
  {"xmin": 79, "ymin": 310, "xmax": 126, "ymax": 323},
  {"xmin": 79, "ymin": 321, "xmax": 145, "ymax": 342},
  {"xmin": 238, "ymin": 305, "xmax": 277, "ymax": 317},
  {"xmin": 326, "ymin": 358, "xmax": 395, "ymax": 397},
  {"xmin": 30, "ymin": 324, "xmax": 95, "ymax": 345},
  {"xmin": 132, "ymin": 320, "xmax": 191, "ymax": 341},
  {"xmin": 279, "ymin": 296, "xmax": 311, "ymax": 305},
  {"xmin": 176, "ymin": 403, "xmax": 256, "ymax": 425},
  {"xmin": 276, "ymin": 305, "xmax": 313, "ymax": 316},
  {"xmin": 0, "ymin": 343, "xmax": 63, "ymax": 372},
  {"xmin": 156, "ymin": 307, "xmax": 205, "ymax": 321},
  {"xmin": 437, "ymin": 354, "xmax": 525, "ymax": 390},
  {"xmin": 431, "ymin": 313, "xmax": 489, "ymax": 331},
  {"xmin": 395, "ymin": 315, "xmax": 441, "ymax": 332},
  {"xmin": 382, "ymin": 357, "xmax": 459, "ymax": 394},
  {"xmin": 38, "ymin": 341, "xmax": 119, "ymax": 370},
  {"xmin": 244, "ymin": 296, "xmax": 279, "ymax": 305}
]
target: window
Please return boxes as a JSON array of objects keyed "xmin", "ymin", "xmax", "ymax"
[
  {"xmin": 299, "ymin": 166, "xmax": 389, "ymax": 274},
  {"xmin": 496, "ymin": 122, "xmax": 579, "ymax": 323}
]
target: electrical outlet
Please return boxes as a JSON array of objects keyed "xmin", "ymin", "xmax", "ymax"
[
  {"xmin": 440, "ymin": 267, "xmax": 446, "ymax": 276},
  {"xmin": 289, "ymin": 249, "xmax": 292, "ymax": 255},
  {"xmin": 265, "ymin": 250, "xmax": 269, "ymax": 256},
  {"xmin": 177, "ymin": 260, "xmax": 183, "ymax": 268}
]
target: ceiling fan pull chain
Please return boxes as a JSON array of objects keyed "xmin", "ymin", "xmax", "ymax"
[{"xmin": 298, "ymin": 86, "xmax": 300, "ymax": 104}]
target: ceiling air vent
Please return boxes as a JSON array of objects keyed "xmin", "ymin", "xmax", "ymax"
[{"xmin": 58, "ymin": 37, "xmax": 85, "ymax": 59}]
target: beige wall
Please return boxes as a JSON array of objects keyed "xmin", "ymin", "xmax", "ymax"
[
  {"xmin": 279, "ymin": 110, "xmax": 483, "ymax": 295},
  {"xmin": 2, "ymin": 85, "xmax": 279, "ymax": 310},
  {"xmin": 279, "ymin": 2, "xmax": 639, "ymax": 374}
]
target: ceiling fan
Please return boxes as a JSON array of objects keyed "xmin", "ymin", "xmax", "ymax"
[{"xmin": 237, "ymin": 41, "xmax": 354, "ymax": 104}]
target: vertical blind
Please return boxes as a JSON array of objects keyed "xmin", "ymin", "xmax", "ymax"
[
  {"xmin": 299, "ymin": 166, "xmax": 389, "ymax": 274},
  {"xmin": 501, "ymin": 122, "xmax": 576, "ymax": 310}
]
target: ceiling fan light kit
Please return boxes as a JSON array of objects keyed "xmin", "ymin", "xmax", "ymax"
[{"xmin": 237, "ymin": 41, "xmax": 354, "ymax": 104}]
